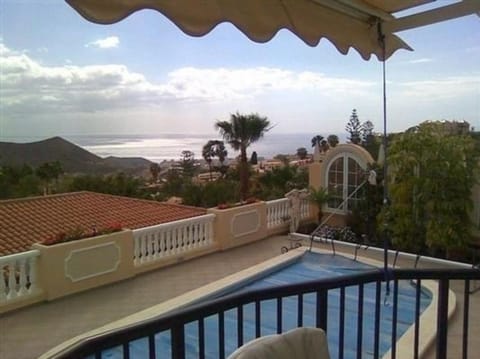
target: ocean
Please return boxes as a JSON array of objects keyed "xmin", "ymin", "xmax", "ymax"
[{"xmin": 2, "ymin": 133, "xmax": 346, "ymax": 163}]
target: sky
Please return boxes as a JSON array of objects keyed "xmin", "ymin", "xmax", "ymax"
[{"xmin": 0, "ymin": 0, "xmax": 479, "ymax": 139}]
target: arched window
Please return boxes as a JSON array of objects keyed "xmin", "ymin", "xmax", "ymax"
[{"xmin": 326, "ymin": 154, "xmax": 365, "ymax": 212}]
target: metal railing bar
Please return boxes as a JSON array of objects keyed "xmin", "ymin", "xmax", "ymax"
[
  {"xmin": 391, "ymin": 279, "xmax": 399, "ymax": 359},
  {"xmin": 276, "ymin": 297, "xmax": 283, "ymax": 334},
  {"xmin": 122, "ymin": 342, "xmax": 130, "ymax": 359},
  {"xmin": 219, "ymin": 312, "xmax": 225, "ymax": 359},
  {"xmin": 414, "ymin": 279, "xmax": 421, "ymax": 359},
  {"xmin": 198, "ymin": 318, "xmax": 205, "ymax": 359},
  {"xmin": 171, "ymin": 324, "xmax": 185, "ymax": 359},
  {"xmin": 255, "ymin": 300, "xmax": 261, "ymax": 338},
  {"xmin": 436, "ymin": 279, "xmax": 449, "ymax": 359},
  {"xmin": 463, "ymin": 280, "xmax": 470, "ymax": 359},
  {"xmin": 356, "ymin": 284, "xmax": 364, "ymax": 359},
  {"xmin": 373, "ymin": 281, "xmax": 381, "ymax": 359},
  {"xmin": 297, "ymin": 293, "xmax": 304, "ymax": 327},
  {"xmin": 237, "ymin": 306, "xmax": 243, "ymax": 348},
  {"xmin": 339, "ymin": 287, "xmax": 345, "ymax": 359},
  {"xmin": 316, "ymin": 290, "xmax": 328, "ymax": 330},
  {"xmin": 148, "ymin": 335, "xmax": 155, "ymax": 359}
]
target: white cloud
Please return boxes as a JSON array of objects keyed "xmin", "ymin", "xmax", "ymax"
[
  {"xmin": 0, "ymin": 42, "xmax": 376, "ymax": 120},
  {"xmin": 397, "ymin": 76, "xmax": 480, "ymax": 100},
  {"xmin": 408, "ymin": 58, "xmax": 433, "ymax": 64},
  {"xmin": 85, "ymin": 36, "xmax": 120, "ymax": 49},
  {"xmin": 164, "ymin": 67, "xmax": 375, "ymax": 101}
]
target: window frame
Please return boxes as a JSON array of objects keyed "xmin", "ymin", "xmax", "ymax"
[{"xmin": 324, "ymin": 153, "xmax": 367, "ymax": 214}]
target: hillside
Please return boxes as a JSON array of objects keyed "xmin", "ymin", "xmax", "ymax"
[{"xmin": 0, "ymin": 137, "xmax": 152, "ymax": 175}]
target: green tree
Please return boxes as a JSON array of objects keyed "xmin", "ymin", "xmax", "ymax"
[
  {"xmin": 149, "ymin": 163, "xmax": 161, "ymax": 183},
  {"xmin": 296, "ymin": 147, "xmax": 308, "ymax": 160},
  {"xmin": 212, "ymin": 140, "xmax": 228, "ymax": 177},
  {"xmin": 327, "ymin": 134, "xmax": 339, "ymax": 148},
  {"xmin": 345, "ymin": 109, "xmax": 362, "ymax": 145},
  {"xmin": 215, "ymin": 112, "xmax": 271, "ymax": 200},
  {"xmin": 250, "ymin": 151, "xmax": 258, "ymax": 165},
  {"xmin": 387, "ymin": 122, "xmax": 479, "ymax": 256},
  {"xmin": 36, "ymin": 161, "xmax": 63, "ymax": 195},
  {"xmin": 180, "ymin": 150, "xmax": 196, "ymax": 177}
]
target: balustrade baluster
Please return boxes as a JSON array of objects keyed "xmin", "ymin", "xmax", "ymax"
[
  {"xmin": 159, "ymin": 230, "xmax": 166, "ymax": 258},
  {"xmin": 7, "ymin": 261, "xmax": 17, "ymax": 300},
  {"xmin": 179, "ymin": 226, "xmax": 185, "ymax": 252},
  {"xmin": 208, "ymin": 220, "xmax": 214, "ymax": 245},
  {"xmin": 153, "ymin": 232, "xmax": 160, "ymax": 259},
  {"xmin": 165, "ymin": 230, "xmax": 171, "ymax": 257},
  {"xmin": 147, "ymin": 234, "xmax": 154, "ymax": 262},
  {"xmin": 183, "ymin": 225, "xmax": 189, "ymax": 251},
  {"xmin": 172, "ymin": 227, "xmax": 179, "ymax": 255},
  {"xmin": 267, "ymin": 206, "xmax": 272, "ymax": 227},
  {"xmin": 193, "ymin": 223, "xmax": 199, "ymax": 246},
  {"xmin": 198, "ymin": 222, "xmax": 204, "ymax": 247},
  {"xmin": 133, "ymin": 236, "xmax": 140, "ymax": 265},
  {"xmin": 190, "ymin": 224, "xmax": 194, "ymax": 247},
  {"xmin": 0, "ymin": 264, "xmax": 7, "ymax": 301},
  {"xmin": 18, "ymin": 258, "xmax": 28, "ymax": 296},
  {"xmin": 140, "ymin": 237, "xmax": 147, "ymax": 264},
  {"xmin": 28, "ymin": 256, "xmax": 37, "ymax": 293}
]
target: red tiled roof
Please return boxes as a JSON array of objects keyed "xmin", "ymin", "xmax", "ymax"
[{"xmin": 0, "ymin": 191, "xmax": 206, "ymax": 256}]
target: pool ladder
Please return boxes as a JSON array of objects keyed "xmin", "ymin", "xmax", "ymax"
[{"xmin": 308, "ymin": 179, "xmax": 368, "ymax": 256}]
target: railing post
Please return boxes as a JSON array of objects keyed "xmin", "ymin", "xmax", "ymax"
[
  {"xmin": 171, "ymin": 323, "xmax": 185, "ymax": 359},
  {"xmin": 316, "ymin": 289, "xmax": 328, "ymax": 331},
  {"xmin": 436, "ymin": 279, "xmax": 449, "ymax": 359}
]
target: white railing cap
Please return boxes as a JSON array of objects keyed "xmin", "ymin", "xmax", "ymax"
[
  {"xmin": 0, "ymin": 249, "xmax": 41, "ymax": 263},
  {"xmin": 133, "ymin": 213, "xmax": 215, "ymax": 235},
  {"xmin": 266, "ymin": 198, "xmax": 290, "ymax": 206}
]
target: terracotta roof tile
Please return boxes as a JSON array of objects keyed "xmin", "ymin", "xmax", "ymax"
[{"xmin": 0, "ymin": 191, "xmax": 206, "ymax": 256}]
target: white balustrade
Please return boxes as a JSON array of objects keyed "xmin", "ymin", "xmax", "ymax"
[
  {"xmin": 300, "ymin": 198, "xmax": 311, "ymax": 219},
  {"xmin": 0, "ymin": 250, "xmax": 40, "ymax": 304},
  {"xmin": 133, "ymin": 214, "xmax": 216, "ymax": 266},
  {"xmin": 266, "ymin": 198, "xmax": 290, "ymax": 229}
]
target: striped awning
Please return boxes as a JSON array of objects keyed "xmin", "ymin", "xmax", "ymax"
[{"xmin": 66, "ymin": 0, "xmax": 480, "ymax": 60}]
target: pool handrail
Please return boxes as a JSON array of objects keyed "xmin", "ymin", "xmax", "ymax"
[{"xmin": 308, "ymin": 179, "xmax": 369, "ymax": 256}]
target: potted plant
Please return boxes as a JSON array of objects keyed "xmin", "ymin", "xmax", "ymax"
[{"xmin": 307, "ymin": 187, "xmax": 330, "ymax": 223}]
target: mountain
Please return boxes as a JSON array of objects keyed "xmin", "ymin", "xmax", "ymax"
[{"xmin": 0, "ymin": 137, "xmax": 153, "ymax": 175}]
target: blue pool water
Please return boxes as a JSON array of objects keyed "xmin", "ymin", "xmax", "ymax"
[{"xmin": 99, "ymin": 252, "xmax": 432, "ymax": 359}]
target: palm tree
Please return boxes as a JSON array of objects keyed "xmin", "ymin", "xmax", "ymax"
[
  {"xmin": 308, "ymin": 186, "xmax": 330, "ymax": 223},
  {"xmin": 311, "ymin": 135, "xmax": 324, "ymax": 148},
  {"xmin": 202, "ymin": 140, "xmax": 216, "ymax": 181},
  {"xmin": 215, "ymin": 112, "xmax": 271, "ymax": 200}
]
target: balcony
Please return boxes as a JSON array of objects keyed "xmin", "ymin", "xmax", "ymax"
[{"xmin": 0, "ymin": 196, "xmax": 479, "ymax": 359}]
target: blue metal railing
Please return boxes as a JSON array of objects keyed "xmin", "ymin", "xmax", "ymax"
[{"xmin": 54, "ymin": 268, "xmax": 480, "ymax": 359}]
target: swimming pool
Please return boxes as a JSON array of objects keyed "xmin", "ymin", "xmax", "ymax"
[{"xmin": 99, "ymin": 251, "xmax": 432, "ymax": 359}]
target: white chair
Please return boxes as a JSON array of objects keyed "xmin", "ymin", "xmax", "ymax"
[{"xmin": 227, "ymin": 327, "xmax": 331, "ymax": 359}]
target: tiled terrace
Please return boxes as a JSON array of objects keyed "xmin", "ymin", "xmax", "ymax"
[{"xmin": 1, "ymin": 235, "xmax": 479, "ymax": 359}]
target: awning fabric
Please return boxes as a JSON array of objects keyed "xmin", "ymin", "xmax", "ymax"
[{"xmin": 65, "ymin": 0, "xmax": 437, "ymax": 61}]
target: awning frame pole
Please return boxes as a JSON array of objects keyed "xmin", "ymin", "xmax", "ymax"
[{"xmin": 377, "ymin": 20, "xmax": 391, "ymax": 296}]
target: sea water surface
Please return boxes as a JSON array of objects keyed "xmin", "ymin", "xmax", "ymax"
[{"xmin": 3, "ymin": 133, "xmax": 346, "ymax": 162}]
